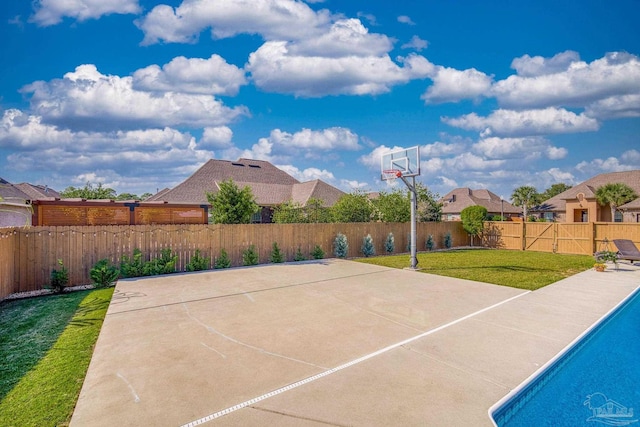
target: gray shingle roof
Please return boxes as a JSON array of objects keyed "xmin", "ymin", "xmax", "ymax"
[
  {"xmin": 441, "ymin": 187, "xmax": 522, "ymax": 215},
  {"xmin": 147, "ymin": 158, "xmax": 344, "ymax": 207},
  {"xmin": 0, "ymin": 180, "xmax": 60, "ymax": 204}
]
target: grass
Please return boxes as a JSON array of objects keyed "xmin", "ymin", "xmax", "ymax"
[
  {"xmin": 0, "ymin": 287, "xmax": 114, "ymax": 427},
  {"xmin": 357, "ymin": 249, "xmax": 595, "ymax": 290}
]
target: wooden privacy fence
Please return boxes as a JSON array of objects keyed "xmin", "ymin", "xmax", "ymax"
[
  {"xmin": 483, "ymin": 221, "xmax": 640, "ymax": 255},
  {"xmin": 0, "ymin": 222, "xmax": 466, "ymax": 298}
]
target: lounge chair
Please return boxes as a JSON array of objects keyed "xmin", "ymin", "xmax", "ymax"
[{"xmin": 613, "ymin": 239, "xmax": 640, "ymax": 263}]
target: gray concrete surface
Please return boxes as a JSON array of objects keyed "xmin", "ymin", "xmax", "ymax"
[{"xmin": 70, "ymin": 259, "xmax": 640, "ymax": 427}]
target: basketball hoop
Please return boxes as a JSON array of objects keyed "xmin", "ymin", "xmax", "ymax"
[{"xmin": 382, "ymin": 169, "xmax": 403, "ymax": 180}]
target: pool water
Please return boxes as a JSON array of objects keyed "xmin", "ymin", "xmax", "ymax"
[{"xmin": 492, "ymin": 288, "xmax": 640, "ymax": 427}]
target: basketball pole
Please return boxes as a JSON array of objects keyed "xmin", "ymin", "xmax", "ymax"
[{"xmin": 400, "ymin": 175, "xmax": 418, "ymax": 270}]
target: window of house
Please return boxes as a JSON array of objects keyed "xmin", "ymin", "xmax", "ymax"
[
  {"xmin": 543, "ymin": 212, "xmax": 554, "ymax": 222},
  {"xmin": 251, "ymin": 211, "xmax": 262, "ymax": 223},
  {"xmin": 614, "ymin": 211, "xmax": 623, "ymax": 222}
]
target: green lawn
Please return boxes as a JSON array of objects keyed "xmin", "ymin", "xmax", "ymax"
[
  {"xmin": 357, "ymin": 249, "xmax": 594, "ymax": 290},
  {"xmin": 0, "ymin": 287, "xmax": 114, "ymax": 427}
]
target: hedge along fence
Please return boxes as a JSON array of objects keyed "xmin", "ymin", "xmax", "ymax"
[{"xmin": 0, "ymin": 222, "xmax": 466, "ymax": 298}]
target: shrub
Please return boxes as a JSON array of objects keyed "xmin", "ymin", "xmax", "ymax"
[
  {"xmin": 120, "ymin": 248, "xmax": 144, "ymax": 278},
  {"xmin": 186, "ymin": 249, "xmax": 209, "ymax": 272},
  {"xmin": 334, "ymin": 233, "xmax": 348, "ymax": 258},
  {"xmin": 293, "ymin": 246, "xmax": 307, "ymax": 261},
  {"xmin": 142, "ymin": 248, "xmax": 177, "ymax": 276},
  {"xmin": 311, "ymin": 245, "xmax": 325, "ymax": 259},
  {"xmin": 444, "ymin": 231, "xmax": 453, "ymax": 249},
  {"xmin": 384, "ymin": 232, "xmax": 395, "ymax": 253},
  {"xmin": 49, "ymin": 259, "xmax": 69, "ymax": 293},
  {"xmin": 90, "ymin": 259, "xmax": 119, "ymax": 288},
  {"xmin": 426, "ymin": 234, "xmax": 434, "ymax": 251},
  {"xmin": 215, "ymin": 249, "xmax": 232, "ymax": 269},
  {"xmin": 270, "ymin": 242, "xmax": 284, "ymax": 263},
  {"xmin": 361, "ymin": 234, "xmax": 375, "ymax": 257},
  {"xmin": 243, "ymin": 245, "xmax": 259, "ymax": 266}
]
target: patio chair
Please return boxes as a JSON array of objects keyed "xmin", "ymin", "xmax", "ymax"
[{"xmin": 612, "ymin": 239, "xmax": 640, "ymax": 264}]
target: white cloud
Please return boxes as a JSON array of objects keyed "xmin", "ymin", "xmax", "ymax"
[
  {"xmin": 268, "ymin": 127, "xmax": 360, "ymax": 151},
  {"xmin": 397, "ymin": 15, "xmax": 415, "ymax": 25},
  {"xmin": 247, "ymin": 42, "xmax": 432, "ymax": 96},
  {"xmin": 276, "ymin": 165, "xmax": 336, "ymax": 182},
  {"xmin": 621, "ymin": 149, "xmax": 640, "ymax": 164},
  {"xmin": 340, "ymin": 179, "xmax": 369, "ymax": 190},
  {"xmin": 445, "ymin": 152, "xmax": 505, "ymax": 171},
  {"xmin": 510, "ymin": 50, "xmax": 581, "ymax": 77},
  {"xmin": 288, "ymin": 19, "xmax": 392, "ymax": 58},
  {"xmin": 585, "ymin": 94, "xmax": 640, "ymax": 119},
  {"xmin": 200, "ymin": 126, "xmax": 233, "ymax": 148},
  {"xmin": 544, "ymin": 168, "xmax": 575, "ymax": 183},
  {"xmin": 575, "ymin": 155, "xmax": 639, "ymax": 173},
  {"xmin": 401, "ymin": 35, "xmax": 428, "ymax": 51},
  {"xmin": 30, "ymin": 0, "xmax": 141, "ymax": 26},
  {"xmin": 421, "ymin": 66, "xmax": 492, "ymax": 104},
  {"xmin": 132, "ymin": 55, "xmax": 247, "ymax": 96},
  {"xmin": 421, "ymin": 141, "xmax": 465, "ymax": 157},
  {"xmin": 473, "ymin": 136, "xmax": 566, "ymax": 160},
  {"xmin": 443, "ymin": 107, "xmax": 600, "ymax": 137},
  {"xmin": 21, "ymin": 64, "xmax": 248, "ymax": 131},
  {"xmin": 493, "ymin": 52, "xmax": 640, "ymax": 109},
  {"xmin": 136, "ymin": 0, "xmax": 333, "ymax": 45}
]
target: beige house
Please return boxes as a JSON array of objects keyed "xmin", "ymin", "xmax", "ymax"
[
  {"xmin": 440, "ymin": 188, "xmax": 521, "ymax": 221},
  {"xmin": 147, "ymin": 158, "xmax": 345, "ymax": 223},
  {"xmin": 0, "ymin": 178, "xmax": 60, "ymax": 227},
  {"xmin": 533, "ymin": 170, "xmax": 640, "ymax": 222}
]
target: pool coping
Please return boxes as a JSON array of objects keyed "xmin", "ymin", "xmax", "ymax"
[{"xmin": 488, "ymin": 283, "xmax": 640, "ymax": 426}]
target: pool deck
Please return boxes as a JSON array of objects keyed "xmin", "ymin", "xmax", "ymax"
[{"xmin": 71, "ymin": 259, "xmax": 640, "ymax": 427}]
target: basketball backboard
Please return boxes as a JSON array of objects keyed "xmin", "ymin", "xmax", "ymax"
[{"xmin": 380, "ymin": 146, "xmax": 420, "ymax": 180}]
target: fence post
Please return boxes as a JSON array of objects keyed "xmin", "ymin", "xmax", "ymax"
[{"xmin": 521, "ymin": 221, "xmax": 526, "ymax": 251}]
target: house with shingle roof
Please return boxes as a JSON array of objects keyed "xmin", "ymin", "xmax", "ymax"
[
  {"xmin": 532, "ymin": 170, "xmax": 640, "ymax": 222},
  {"xmin": 0, "ymin": 178, "xmax": 60, "ymax": 227},
  {"xmin": 440, "ymin": 188, "xmax": 522, "ymax": 221},
  {"xmin": 146, "ymin": 158, "xmax": 345, "ymax": 223}
]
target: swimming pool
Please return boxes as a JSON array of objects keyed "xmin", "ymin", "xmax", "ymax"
[{"xmin": 490, "ymin": 287, "xmax": 640, "ymax": 427}]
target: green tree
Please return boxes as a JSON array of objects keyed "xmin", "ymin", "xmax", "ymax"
[
  {"xmin": 374, "ymin": 189, "xmax": 410, "ymax": 222},
  {"xmin": 416, "ymin": 183, "xmax": 442, "ymax": 222},
  {"xmin": 270, "ymin": 242, "xmax": 284, "ymax": 263},
  {"xmin": 305, "ymin": 198, "xmax": 333, "ymax": 223},
  {"xmin": 332, "ymin": 191, "xmax": 374, "ymax": 222},
  {"xmin": 595, "ymin": 183, "xmax": 638, "ymax": 221},
  {"xmin": 60, "ymin": 182, "xmax": 116, "ymax": 199},
  {"xmin": 511, "ymin": 186, "xmax": 540, "ymax": 220},
  {"xmin": 272, "ymin": 200, "xmax": 306, "ymax": 223},
  {"xmin": 540, "ymin": 183, "xmax": 572, "ymax": 201},
  {"xmin": 207, "ymin": 179, "xmax": 259, "ymax": 224},
  {"xmin": 460, "ymin": 206, "xmax": 488, "ymax": 246}
]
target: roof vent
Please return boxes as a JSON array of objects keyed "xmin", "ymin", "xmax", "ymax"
[
  {"xmin": 231, "ymin": 162, "xmax": 245, "ymax": 167},
  {"xmin": 248, "ymin": 164, "xmax": 261, "ymax": 168}
]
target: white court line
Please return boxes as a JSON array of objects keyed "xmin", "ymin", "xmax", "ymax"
[{"xmin": 180, "ymin": 291, "xmax": 530, "ymax": 427}]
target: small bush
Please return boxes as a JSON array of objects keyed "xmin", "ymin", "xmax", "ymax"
[
  {"xmin": 215, "ymin": 249, "xmax": 232, "ymax": 269},
  {"xmin": 49, "ymin": 259, "xmax": 69, "ymax": 293},
  {"xmin": 311, "ymin": 245, "xmax": 325, "ymax": 259},
  {"xmin": 186, "ymin": 249, "xmax": 209, "ymax": 272},
  {"xmin": 444, "ymin": 231, "xmax": 453, "ymax": 249},
  {"xmin": 270, "ymin": 242, "xmax": 284, "ymax": 263},
  {"xmin": 120, "ymin": 248, "xmax": 144, "ymax": 278},
  {"xmin": 334, "ymin": 233, "xmax": 348, "ymax": 258},
  {"xmin": 143, "ymin": 248, "xmax": 177, "ymax": 276},
  {"xmin": 426, "ymin": 234, "xmax": 434, "ymax": 251},
  {"xmin": 294, "ymin": 246, "xmax": 307, "ymax": 261},
  {"xmin": 384, "ymin": 232, "xmax": 394, "ymax": 254},
  {"xmin": 361, "ymin": 234, "xmax": 375, "ymax": 257},
  {"xmin": 243, "ymin": 245, "xmax": 259, "ymax": 266},
  {"xmin": 90, "ymin": 259, "xmax": 119, "ymax": 288}
]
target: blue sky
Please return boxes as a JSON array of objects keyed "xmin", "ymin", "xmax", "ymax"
[{"xmin": 1, "ymin": 0, "xmax": 639, "ymax": 200}]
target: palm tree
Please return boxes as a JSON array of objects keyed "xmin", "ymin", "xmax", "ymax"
[
  {"xmin": 595, "ymin": 183, "xmax": 638, "ymax": 222},
  {"xmin": 511, "ymin": 186, "xmax": 540, "ymax": 220}
]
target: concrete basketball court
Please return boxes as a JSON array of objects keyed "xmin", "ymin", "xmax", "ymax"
[{"xmin": 71, "ymin": 259, "xmax": 640, "ymax": 427}]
